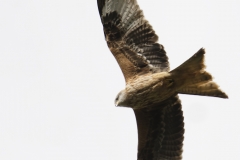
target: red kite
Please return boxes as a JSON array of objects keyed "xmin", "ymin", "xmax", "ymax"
[{"xmin": 97, "ymin": 0, "xmax": 228, "ymax": 159}]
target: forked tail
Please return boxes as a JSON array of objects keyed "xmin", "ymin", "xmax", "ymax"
[{"xmin": 170, "ymin": 48, "xmax": 228, "ymax": 98}]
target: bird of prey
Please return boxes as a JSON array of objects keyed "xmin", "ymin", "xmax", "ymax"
[{"xmin": 97, "ymin": 0, "xmax": 228, "ymax": 159}]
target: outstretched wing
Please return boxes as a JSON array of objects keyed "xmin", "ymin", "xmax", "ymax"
[
  {"xmin": 97, "ymin": 0, "xmax": 184, "ymax": 159},
  {"xmin": 134, "ymin": 95, "xmax": 184, "ymax": 160},
  {"xmin": 97, "ymin": 0, "xmax": 169, "ymax": 82}
]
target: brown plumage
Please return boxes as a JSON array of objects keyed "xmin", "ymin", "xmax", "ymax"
[{"xmin": 97, "ymin": 0, "xmax": 228, "ymax": 159}]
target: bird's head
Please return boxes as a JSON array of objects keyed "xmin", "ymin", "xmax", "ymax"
[{"xmin": 114, "ymin": 90, "xmax": 128, "ymax": 107}]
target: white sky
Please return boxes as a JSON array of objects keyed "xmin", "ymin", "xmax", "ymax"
[{"xmin": 0, "ymin": 0, "xmax": 239, "ymax": 160}]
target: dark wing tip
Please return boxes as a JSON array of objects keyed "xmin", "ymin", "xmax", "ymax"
[
  {"xmin": 195, "ymin": 47, "xmax": 206, "ymax": 57},
  {"xmin": 97, "ymin": 0, "xmax": 105, "ymax": 16}
]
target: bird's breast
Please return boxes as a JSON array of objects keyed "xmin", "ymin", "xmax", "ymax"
[{"xmin": 124, "ymin": 73, "xmax": 174, "ymax": 109}]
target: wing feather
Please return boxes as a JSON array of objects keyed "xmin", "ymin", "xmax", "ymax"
[
  {"xmin": 134, "ymin": 95, "xmax": 184, "ymax": 160},
  {"xmin": 97, "ymin": 1, "xmax": 185, "ymax": 159},
  {"xmin": 97, "ymin": 0, "xmax": 169, "ymax": 82}
]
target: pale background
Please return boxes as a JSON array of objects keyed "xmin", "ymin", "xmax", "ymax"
[{"xmin": 0, "ymin": 0, "xmax": 239, "ymax": 160}]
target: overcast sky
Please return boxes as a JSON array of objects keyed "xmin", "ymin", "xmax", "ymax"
[{"xmin": 0, "ymin": 0, "xmax": 239, "ymax": 160}]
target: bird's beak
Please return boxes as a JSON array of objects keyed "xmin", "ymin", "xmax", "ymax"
[{"xmin": 115, "ymin": 102, "xmax": 118, "ymax": 107}]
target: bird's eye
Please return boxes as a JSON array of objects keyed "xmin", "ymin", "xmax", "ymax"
[{"xmin": 165, "ymin": 79, "xmax": 174, "ymax": 87}]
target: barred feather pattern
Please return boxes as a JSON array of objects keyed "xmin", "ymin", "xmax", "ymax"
[
  {"xmin": 134, "ymin": 96, "xmax": 184, "ymax": 160},
  {"xmin": 97, "ymin": 0, "xmax": 169, "ymax": 73}
]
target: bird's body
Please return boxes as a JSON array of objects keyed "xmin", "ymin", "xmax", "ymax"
[
  {"xmin": 118, "ymin": 72, "xmax": 172, "ymax": 109},
  {"xmin": 97, "ymin": 0, "xmax": 228, "ymax": 159},
  {"xmin": 116, "ymin": 49, "xmax": 227, "ymax": 110}
]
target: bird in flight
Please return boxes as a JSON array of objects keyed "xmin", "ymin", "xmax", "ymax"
[{"xmin": 97, "ymin": 0, "xmax": 228, "ymax": 159}]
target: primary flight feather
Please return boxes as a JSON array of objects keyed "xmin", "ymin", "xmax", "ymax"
[{"xmin": 97, "ymin": 0, "xmax": 228, "ymax": 159}]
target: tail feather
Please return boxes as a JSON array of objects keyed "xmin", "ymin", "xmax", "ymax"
[
  {"xmin": 172, "ymin": 48, "xmax": 206, "ymax": 73},
  {"xmin": 170, "ymin": 48, "xmax": 228, "ymax": 99},
  {"xmin": 178, "ymin": 81, "xmax": 228, "ymax": 98}
]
